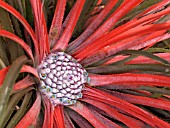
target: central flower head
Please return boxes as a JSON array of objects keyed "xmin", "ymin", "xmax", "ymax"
[{"xmin": 37, "ymin": 52, "xmax": 88, "ymax": 106}]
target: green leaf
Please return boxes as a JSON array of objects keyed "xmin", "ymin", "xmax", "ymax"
[
  {"xmin": 114, "ymin": 50, "xmax": 170, "ymax": 65},
  {"xmin": 73, "ymin": 0, "xmax": 97, "ymax": 37},
  {"xmin": 0, "ymin": 55, "xmax": 28, "ymax": 127},
  {"xmin": 1, "ymin": 87, "xmax": 33, "ymax": 128},
  {"xmin": 0, "ymin": 37, "xmax": 9, "ymax": 67},
  {"xmin": 115, "ymin": 0, "xmax": 162, "ymax": 27},
  {"xmin": 6, "ymin": 91, "xmax": 33, "ymax": 128},
  {"xmin": 87, "ymin": 64, "xmax": 170, "ymax": 74},
  {"xmin": 0, "ymin": 4, "xmax": 24, "ymax": 63}
]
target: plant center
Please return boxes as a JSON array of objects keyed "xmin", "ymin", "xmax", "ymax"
[{"xmin": 37, "ymin": 52, "xmax": 89, "ymax": 106}]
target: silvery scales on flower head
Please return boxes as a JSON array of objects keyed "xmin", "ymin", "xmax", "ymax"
[{"xmin": 37, "ymin": 52, "xmax": 89, "ymax": 106}]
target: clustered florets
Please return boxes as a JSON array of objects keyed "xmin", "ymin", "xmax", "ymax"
[{"xmin": 37, "ymin": 52, "xmax": 89, "ymax": 106}]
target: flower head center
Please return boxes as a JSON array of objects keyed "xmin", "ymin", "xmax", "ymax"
[{"xmin": 37, "ymin": 52, "xmax": 88, "ymax": 106}]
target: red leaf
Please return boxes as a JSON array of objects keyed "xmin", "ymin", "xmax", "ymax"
[
  {"xmin": 42, "ymin": 97, "xmax": 54, "ymax": 128},
  {"xmin": 63, "ymin": 110, "xmax": 75, "ymax": 128},
  {"xmin": 49, "ymin": 0, "xmax": 66, "ymax": 47},
  {"xmin": 54, "ymin": 105, "xmax": 65, "ymax": 128},
  {"xmin": 15, "ymin": 92, "xmax": 41, "ymax": 128},
  {"xmin": 104, "ymin": 53, "xmax": 170, "ymax": 65},
  {"xmin": 69, "ymin": 102, "xmax": 110, "ymax": 128},
  {"xmin": 111, "ymin": 91, "xmax": 170, "ymax": 111},
  {"xmin": 75, "ymin": 22, "xmax": 170, "ymax": 62},
  {"xmin": 52, "ymin": 0, "xmax": 86, "ymax": 51},
  {"xmin": 0, "ymin": 30, "xmax": 34, "ymax": 61},
  {"xmin": 80, "ymin": 98, "xmax": 141, "ymax": 128},
  {"xmin": 20, "ymin": 65, "xmax": 39, "ymax": 78},
  {"xmin": 13, "ymin": 75, "xmax": 35, "ymax": 90},
  {"xmin": 89, "ymin": 73, "xmax": 170, "ymax": 87},
  {"xmin": 67, "ymin": 0, "xmax": 118, "ymax": 53},
  {"xmin": 67, "ymin": 107, "xmax": 93, "ymax": 128},
  {"xmin": 80, "ymin": 31, "xmax": 168, "ymax": 66},
  {"xmin": 138, "ymin": 0, "xmax": 170, "ymax": 18},
  {"xmin": 0, "ymin": 65, "xmax": 38, "ymax": 89},
  {"xmin": 0, "ymin": 67, "xmax": 9, "ymax": 86},
  {"xmin": 73, "ymin": 6, "xmax": 170, "ymax": 61},
  {"xmin": 83, "ymin": 86, "xmax": 170, "ymax": 127},
  {"xmin": 130, "ymin": 33, "xmax": 170, "ymax": 50},
  {"xmin": 71, "ymin": 0, "xmax": 143, "ymax": 54},
  {"xmin": 30, "ymin": 0, "xmax": 50, "ymax": 61}
]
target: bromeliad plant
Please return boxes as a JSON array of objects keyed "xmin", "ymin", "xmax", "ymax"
[{"xmin": 0, "ymin": 0, "xmax": 170, "ymax": 127}]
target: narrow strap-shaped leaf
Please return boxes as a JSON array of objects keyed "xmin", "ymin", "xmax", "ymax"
[
  {"xmin": 84, "ymin": 86, "xmax": 170, "ymax": 127},
  {"xmin": 69, "ymin": 102, "xmax": 108, "ymax": 128},
  {"xmin": 0, "ymin": 66, "xmax": 9, "ymax": 86},
  {"xmin": 80, "ymin": 98, "xmax": 141, "ymax": 128},
  {"xmin": 1, "ymin": 87, "xmax": 33, "ymax": 128},
  {"xmin": 30, "ymin": 0, "xmax": 50, "ymax": 61},
  {"xmin": 54, "ymin": 105, "xmax": 65, "ymax": 128},
  {"xmin": 49, "ymin": 0, "xmax": 66, "ymax": 47},
  {"xmin": 72, "ymin": 0, "xmax": 143, "ymax": 54},
  {"xmin": 111, "ymin": 91, "xmax": 170, "ymax": 111},
  {"xmin": 104, "ymin": 53, "xmax": 170, "ymax": 65},
  {"xmin": 66, "ymin": 107, "xmax": 92, "ymax": 128},
  {"xmin": 103, "ymin": 49, "xmax": 170, "ymax": 66},
  {"xmin": 0, "ymin": 55, "xmax": 28, "ymax": 127},
  {"xmin": 116, "ymin": 50, "xmax": 170, "ymax": 65},
  {"xmin": 81, "ymin": 31, "xmax": 167, "ymax": 66},
  {"xmin": 130, "ymin": 33, "xmax": 170, "ymax": 50},
  {"xmin": 0, "ymin": 65, "xmax": 38, "ymax": 88},
  {"xmin": 73, "ymin": 6, "xmax": 170, "ymax": 61},
  {"xmin": 89, "ymin": 73, "xmax": 170, "ymax": 87},
  {"xmin": 15, "ymin": 92, "xmax": 41, "ymax": 128},
  {"xmin": 20, "ymin": 65, "xmax": 39, "ymax": 78},
  {"xmin": 13, "ymin": 75, "xmax": 35, "ymax": 90},
  {"xmin": 0, "ymin": 1, "xmax": 39, "ymax": 63},
  {"xmin": 63, "ymin": 110, "xmax": 75, "ymax": 128},
  {"xmin": 42, "ymin": 97, "xmax": 54, "ymax": 128},
  {"xmin": 81, "ymin": 30, "xmax": 170, "ymax": 67},
  {"xmin": 52, "ymin": 0, "xmax": 85, "ymax": 51},
  {"xmin": 138, "ymin": 0, "xmax": 170, "ymax": 18},
  {"xmin": 6, "ymin": 90, "xmax": 33, "ymax": 128},
  {"xmin": 76, "ymin": 22, "xmax": 170, "ymax": 63},
  {"xmin": 67, "ymin": 0, "xmax": 118, "ymax": 53},
  {"xmin": 0, "ymin": 30, "xmax": 34, "ymax": 61},
  {"xmin": 87, "ymin": 64, "xmax": 170, "ymax": 74}
]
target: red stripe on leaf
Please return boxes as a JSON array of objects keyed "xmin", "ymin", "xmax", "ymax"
[
  {"xmin": 73, "ymin": 7, "xmax": 170, "ymax": 61},
  {"xmin": 67, "ymin": 0, "xmax": 118, "ymax": 53},
  {"xmin": 0, "ymin": 67, "xmax": 10, "ymax": 86},
  {"xmin": 49, "ymin": 0, "xmax": 66, "ymax": 47},
  {"xmin": 71, "ymin": 0, "xmax": 143, "ymax": 54},
  {"xmin": 83, "ymin": 86, "xmax": 170, "ymax": 127},
  {"xmin": 54, "ymin": 105, "xmax": 65, "ymax": 128},
  {"xmin": 89, "ymin": 73, "xmax": 170, "ymax": 87},
  {"xmin": 15, "ymin": 92, "xmax": 41, "ymax": 128},
  {"xmin": 80, "ymin": 98, "xmax": 141, "ymax": 128},
  {"xmin": 80, "ymin": 30, "xmax": 167, "ymax": 66},
  {"xmin": 52, "ymin": 0, "xmax": 86, "ymax": 51},
  {"xmin": 138, "ymin": 0, "xmax": 170, "ymax": 18},
  {"xmin": 104, "ymin": 53, "xmax": 170, "ymax": 65},
  {"xmin": 13, "ymin": 75, "xmax": 35, "ymax": 90},
  {"xmin": 75, "ymin": 22, "xmax": 170, "ymax": 63},
  {"xmin": 111, "ymin": 91, "xmax": 170, "ymax": 111},
  {"xmin": 30, "ymin": 0, "xmax": 50, "ymax": 62},
  {"xmin": 69, "ymin": 102, "xmax": 108, "ymax": 128},
  {"xmin": 42, "ymin": 97, "xmax": 54, "ymax": 128},
  {"xmin": 21, "ymin": 65, "xmax": 39, "ymax": 78}
]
